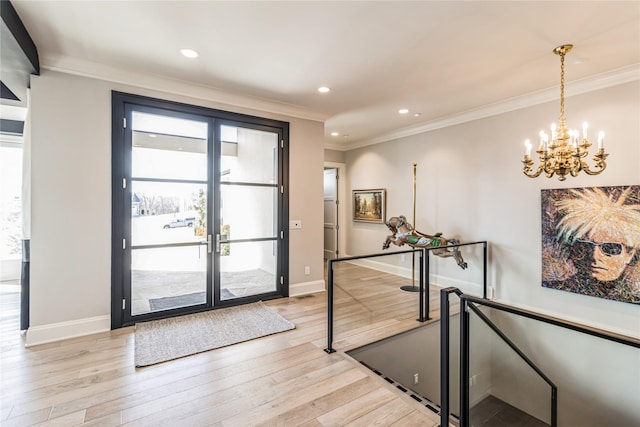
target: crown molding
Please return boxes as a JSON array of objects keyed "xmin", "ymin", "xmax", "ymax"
[
  {"xmin": 324, "ymin": 141, "xmax": 349, "ymax": 151},
  {"xmin": 339, "ymin": 63, "xmax": 640, "ymax": 152},
  {"xmin": 40, "ymin": 54, "xmax": 328, "ymax": 123},
  {"xmin": 34, "ymin": 55, "xmax": 640, "ymax": 152}
]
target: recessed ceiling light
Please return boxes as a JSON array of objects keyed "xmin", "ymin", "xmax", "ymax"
[
  {"xmin": 180, "ymin": 48, "xmax": 199, "ymax": 59},
  {"xmin": 148, "ymin": 134, "xmax": 157, "ymax": 138},
  {"xmin": 318, "ymin": 86, "xmax": 331, "ymax": 93},
  {"xmin": 330, "ymin": 132, "xmax": 339, "ymax": 137},
  {"xmin": 413, "ymin": 113, "xmax": 421, "ymax": 117},
  {"xmin": 398, "ymin": 108, "xmax": 409, "ymax": 114}
]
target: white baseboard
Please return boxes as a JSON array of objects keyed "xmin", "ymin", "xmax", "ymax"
[
  {"xmin": 345, "ymin": 257, "xmax": 483, "ymax": 296},
  {"xmin": 346, "ymin": 256, "xmax": 412, "ymax": 278},
  {"xmin": 25, "ymin": 315, "xmax": 111, "ymax": 347},
  {"xmin": 290, "ymin": 279, "xmax": 325, "ymax": 297}
]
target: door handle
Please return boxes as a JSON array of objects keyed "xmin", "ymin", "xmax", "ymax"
[
  {"xmin": 207, "ymin": 234, "xmax": 213, "ymax": 253},
  {"xmin": 216, "ymin": 234, "xmax": 221, "ymax": 253}
]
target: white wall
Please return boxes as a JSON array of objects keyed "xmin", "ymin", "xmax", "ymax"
[
  {"xmin": 26, "ymin": 70, "xmax": 324, "ymax": 345},
  {"xmin": 490, "ymin": 310, "xmax": 640, "ymax": 426},
  {"xmin": 324, "ymin": 148, "xmax": 345, "ymax": 163},
  {"xmin": 345, "ymin": 80, "xmax": 640, "ymax": 336},
  {"xmin": 344, "ymin": 80, "xmax": 640, "ymax": 425},
  {"xmin": 289, "ymin": 118, "xmax": 325, "ymax": 290}
]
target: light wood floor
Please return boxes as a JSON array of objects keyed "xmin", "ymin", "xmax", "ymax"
[{"xmin": 0, "ymin": 263, "xmax": 443, "ymax": 426}]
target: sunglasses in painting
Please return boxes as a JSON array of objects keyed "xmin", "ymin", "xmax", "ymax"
[{"xmin": 573, "ymin": 239, "xmax": 629, "ymax": 257}]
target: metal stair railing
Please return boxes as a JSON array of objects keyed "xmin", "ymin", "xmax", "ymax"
[
  {"xmin": 441, "ymin": 288, "xmax": 640, "ymax": 427},
  {"xmin": 325, "ymin": 241, "xmax": 487, "ymax": 354},
  {"xmin": 324, "ymin": 248, "xmax": 424, "ymax": 354}
]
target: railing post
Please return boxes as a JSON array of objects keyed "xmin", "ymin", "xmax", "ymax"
[
  {"xmin": 483, "ymin": 241, "xmax": 488, "ymax": 299},
  {"xmin": 324, "ymin": 259, "xmax": 335, "ymax": 353},
  {"xmin": 551, "ymin": 386, "xmax": 558, "ymax": 427},
  {"xmin": 440, "ymin": 289, "xmax": 451, "ymax": 427},
  {"xmin": 460, "ymin": 298, "xmax": 470, "ymax": 427},
  {"xmin": 425, "ymin": 248, "xmax": 430, "ymax": 320},
  {"xmin": 418, "ymin": 250, "xmax": 425, "ymax": 322}
]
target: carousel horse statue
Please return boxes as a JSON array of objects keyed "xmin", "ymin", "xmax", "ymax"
[{"xmin": 382, "ymin": 215, "xmax": 468, "ymax": 269}]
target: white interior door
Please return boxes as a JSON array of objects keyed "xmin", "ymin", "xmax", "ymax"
[{"xmin": 323, "ymin": 168, "xmax": 338, "ymax": 260}]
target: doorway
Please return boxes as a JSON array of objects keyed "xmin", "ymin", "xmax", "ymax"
[
  {"xmin": 323, "ymin": 162, "xmax": 345, "ymax": 260},
  {"xmin": 111, "ymin": 92, "xmax": 289, "ymax": 328}
]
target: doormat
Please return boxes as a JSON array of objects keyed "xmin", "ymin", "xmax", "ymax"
[
  {"xmin": 148, "ymin": 289, "xmax": 235, "ymax": 311},
  {"xmin": 134, "ymin": 301, "xmax": 295, "ymax": 367}
]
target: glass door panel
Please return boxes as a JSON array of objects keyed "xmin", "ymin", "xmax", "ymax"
[
  {"xmin": 131, "ymin": 181, "xmax": 206, "ymax": 246},
  {"xmin": 220, "ymin": 125, "xmax": 277, "ymax": 184},
  {"xmin": 131, "ymin": 246, "xmax": 207, "ymax": 315},
  {"xmin": 132, "ymin": 112, "xmax": 208, "ymax": 181},
  {"xmin": 217, "ymin": 124, "xmax": 280, "ymax": 303},
  {"xmin": 219, "ymin": 241, "xmax": 277, "ymax": 300},
  {"xmin": 128, "ymin": 110, "xmax": 210, "ymax": 319},
  {"xmin": 219, "ymin": 185, "xmax": 276, "ymax": 240}
]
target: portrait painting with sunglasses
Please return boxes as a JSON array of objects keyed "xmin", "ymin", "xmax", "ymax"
[{"xmin": 541, "ymin": 185, "xmax": 640, "ymax": 305}]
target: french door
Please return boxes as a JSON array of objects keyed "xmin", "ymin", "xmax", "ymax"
[{"xmin": 111, "ymin": 92, "xmax": 289, "ymax": 328}]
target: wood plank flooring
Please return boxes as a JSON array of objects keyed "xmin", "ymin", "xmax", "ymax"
[{"xmin": 0, "ymin": 263, "xmax": 442, "ymax": 426}]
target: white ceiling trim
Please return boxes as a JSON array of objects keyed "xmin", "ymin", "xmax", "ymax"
[
  {"xmin": 39, "ymin": 54, "xmax": 329, "ymax": 123},
  {"xmin": 332, "ymin": 64, "xmax": 640, "ymax": 152}
]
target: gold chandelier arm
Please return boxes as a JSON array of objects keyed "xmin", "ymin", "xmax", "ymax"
[
  {"xmin": 522, "ymin": 156, "xmax": 546, "ymax": 178},
  {"xmin": 580, "ymin": 153, "xmax": 608, "ymax": 176}
]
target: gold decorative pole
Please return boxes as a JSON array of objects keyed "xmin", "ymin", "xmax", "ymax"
[
  {"xmin": 412, "ymin": 162, "xmax": 417, "ymax": 287},
  {"xmin": 401, "ymin": 163, "xmax": 420, "ymax": 292},
  {"xmin": 412, "ymin": 162, "xmax": 417, "ymax": 225}
]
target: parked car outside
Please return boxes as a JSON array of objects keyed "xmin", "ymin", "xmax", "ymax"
[{"xmin": 163, "ymin": 217, "xmax": 195, "ymax": 229}]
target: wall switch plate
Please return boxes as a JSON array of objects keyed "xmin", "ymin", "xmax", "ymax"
[
  {"xmin": 304, "ymin": 266, "xmax": 310, "ymax": 275},
  {"xmin": 289, "ymin": 220, "xmax": 302, "ymax": 229}
]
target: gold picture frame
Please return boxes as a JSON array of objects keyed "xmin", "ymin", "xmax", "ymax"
[{"xmin": 353, "ymin": 189, "xmax": 386, "ymax": 223}]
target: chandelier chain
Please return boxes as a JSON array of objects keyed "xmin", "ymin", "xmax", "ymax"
[{"xmin": 559, "ymin": 52, "xmax": 565, "ymax": 122}]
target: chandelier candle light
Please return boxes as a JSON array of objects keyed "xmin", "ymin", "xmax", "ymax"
[{"xmin": 522, "ymin": 44, "xmax": 608, "ymax": 181}]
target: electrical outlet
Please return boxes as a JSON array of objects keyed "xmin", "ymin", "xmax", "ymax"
[{"xmin": 413, "ymin": 373, "xmax": 419, "ymax": 385}]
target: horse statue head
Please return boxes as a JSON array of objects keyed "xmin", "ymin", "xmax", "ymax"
[{"xmin": 382, "ymin": 214, "xmax": 468, "ymax": 269}]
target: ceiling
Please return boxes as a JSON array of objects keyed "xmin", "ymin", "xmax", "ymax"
[{"xmin": 6, "ymin": 1, "xmax": 640, "ymax": 150}]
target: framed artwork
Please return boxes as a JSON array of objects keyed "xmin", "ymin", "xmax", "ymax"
[
  {"xmin": 540, "ymin": 185, "xmax": 640, "ymax": 305},
  {"xmin": 353, "ymin": 189, "xmax": 386, "ymax": 223}
]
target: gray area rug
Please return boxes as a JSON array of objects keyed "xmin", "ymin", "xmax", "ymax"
[{"xmin": 134, "ymin": 301, "xmax": 295, "ymax": 367}]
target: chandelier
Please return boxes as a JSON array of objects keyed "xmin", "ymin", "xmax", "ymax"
[{"xmin": 522, "ymin": 44, "xmax": 608, "ymax": 181}]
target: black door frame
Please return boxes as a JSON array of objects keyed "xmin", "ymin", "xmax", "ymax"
[{"xmin": 111, "ymin": 91, "xmax": 289, "ymax": 329}]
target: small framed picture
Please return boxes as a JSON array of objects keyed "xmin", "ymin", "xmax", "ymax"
[{"xmin": 353, "ymin": 189, "xmax": 386, "ymax": 223}]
